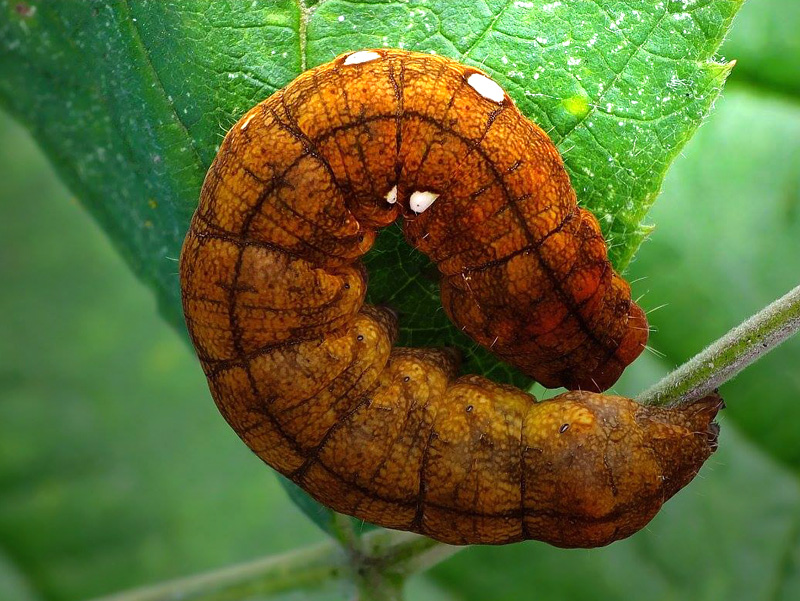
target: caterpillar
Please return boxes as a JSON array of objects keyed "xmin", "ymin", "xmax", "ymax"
[{"xmin": 179, "ymin": 49, "xmax": 722, "ymax": 548}]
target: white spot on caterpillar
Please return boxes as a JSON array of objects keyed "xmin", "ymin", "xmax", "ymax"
[
  {"xmin": 240, "ymin": 113, "xmax": 256, "ymax": 131},
  {"xmin": 385, "ymin": 185, "xmax": 398, "ymax": 204},
  {"xmin": 410, "ymin": 191, "xmax": 439, "ymax": 213},
  {"xmin": 467, "ymin": 73, "xmax": 505, "ymax": 103},
  {"xmin": 344, "ymin": 50, "xmax": 381, "ymax": 66}
]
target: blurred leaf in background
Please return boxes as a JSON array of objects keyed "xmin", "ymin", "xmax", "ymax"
[
  {"xmin": 0, "ymin": 111, "xmax": 325, "ymax": 599},
  {"xmin": 1, "ymin": 0, "xmax": 799, "ymax": 600}
]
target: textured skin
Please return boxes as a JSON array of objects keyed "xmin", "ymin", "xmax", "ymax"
[{"xmin": 179, "ymin": 49, "xmax": 721, "ymax": 547}]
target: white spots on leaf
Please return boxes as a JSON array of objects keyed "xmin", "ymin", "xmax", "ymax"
[
  {"xmin": 410, "ymin": 191, "xmax": 439, "ymax": 214},
  {"xmin": 467, "ymin": 73, "xmax": 505, "ymax": 104},
  {"xmin": 385, "ymin": 185, "xmax": 398, "ymax": 205},
  {"xmin": 343, "ymin": 50, "xmax": 381, "ymax": 66},
  {"xmin": 338, "ymin": 15, "xmax": 345, "ymax": 22}
]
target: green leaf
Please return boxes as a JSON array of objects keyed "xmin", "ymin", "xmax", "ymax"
[{"xmin": 0, "ymin": 0, "xmax": 742, "ymax": 538}]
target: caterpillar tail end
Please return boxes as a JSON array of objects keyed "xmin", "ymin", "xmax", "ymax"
[{"xmin": 523, "ymin": 391, "xmax": 723, "ymax": 548}]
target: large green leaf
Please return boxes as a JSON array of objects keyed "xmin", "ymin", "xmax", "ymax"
[{"xmin": 0, "ymin": 0, "xmax": 741, "ymax": 539}]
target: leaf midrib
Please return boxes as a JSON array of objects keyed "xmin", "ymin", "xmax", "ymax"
[{"xmin": 120, "ymin": 0, "xmax": 204, "ymax": 170}]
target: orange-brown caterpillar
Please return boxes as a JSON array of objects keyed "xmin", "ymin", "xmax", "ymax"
[{"xmin": 179, "ymin": 49, "xmax": 721, "ymax": 547}]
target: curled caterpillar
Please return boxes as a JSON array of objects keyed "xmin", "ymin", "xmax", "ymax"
[{"xmin": 179, "ymin": 49, "xmax": 721, "ymax": 547}]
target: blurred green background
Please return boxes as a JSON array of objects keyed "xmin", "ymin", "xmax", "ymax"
[{"xmin": 1, "ymin": 1, "xmax": 799, "ymax": 600}]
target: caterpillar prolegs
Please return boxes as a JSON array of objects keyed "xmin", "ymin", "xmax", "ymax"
[{"xmin": 179, "ymin": 49, "xmax": 721, "ymax": 547}]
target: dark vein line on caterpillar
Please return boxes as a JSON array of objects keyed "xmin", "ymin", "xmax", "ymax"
[
  {"xmin": 407, "ymin": 66, "xmax": 465, "ymax": 193},
  {"xmin": 291, "ymin": 393, "xmax": 375, "ymax": 482},
  {"xmin": 311, "ymin": 66, "xmax": 361, "ymax": 209},
  {"xmin": 340, "ymin": 80, "xmax": 379, "ymax": 202},
  {"xmin": 275, "ymin": 352, "xmax": 379, "ymax": 444},
  {"xmin": 411, "ymin": 428, "xmax": 439, "ymax": 531},
  {"xmin": 349, "ymin": 380, "xmax": 426, "ymax": 517},
  {"xmin": 183, "ymin": 291, "xmax": 353, "ymax": 315},
  {"xmin": 277, "ymin": 88, "xmax": 352, "ymax": 205},
  {"xmin": 388, "ymin": 60, "xmax": 404, "ymax": 185}
]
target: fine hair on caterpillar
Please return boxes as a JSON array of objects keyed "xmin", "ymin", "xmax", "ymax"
[{"xmin": 179, "ymin": 48, "xmax": 722, "ymax": 548}]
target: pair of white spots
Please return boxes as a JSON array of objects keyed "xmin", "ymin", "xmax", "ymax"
[
  {"xmin": 344, "ymin": 50, "xmax": 505, "ymax": 214},
  {"xmin": 384, "ymin": 185, "xmax": 439, "ymax": 214},
  {"xmin": 343, "ymin": 50, "xmax": 507, "ymax": 104}
]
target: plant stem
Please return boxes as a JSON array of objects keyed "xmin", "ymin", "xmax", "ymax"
[
  {"xmin": 638, "ymin": 284, "xmax": 800, "ymax": 406},
  {"xmin": 330, "ymin": 512, "xmax": 365, "ymax": 554},
  {"xmin": 364, "ymin": 531, "xmax": 460, "ymax": 576},
  {"xmin": 89, "ymin": 540, "xmax": 345, "ymax": 601},
  {"xmin": 88, "ymin": 530, "xmax": 460, "ymax": 601},
  {"xmin": 351, "ymin": 531, "xmax": 459, "ymax": 601}
]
